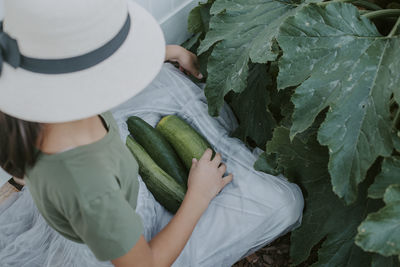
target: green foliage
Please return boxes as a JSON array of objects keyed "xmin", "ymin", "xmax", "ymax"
[
  {"xmin": 393, "ymin": 131, "xmax": 400, "ymax": 152},
  {"xmin": 372, "ymin": 254, "xmax": 400, "ymax": 267},
  {"xmin": 265, "ymin": 127, "xmax": 385, "ymax": 266},
  {"xmin": 182, "ymin": 0, "xmax": 214, "ymax": 79},
  {"xmin": 185, "ymin": 0, "xmax": 400, "ymax": 265},
  {"xmin": 187, "ymin": 4, "xmax": 211, "ymax": 34},
  {"xmin": 278, "ymin": 2, "xmax": 400, "ymax": 204},
  {"xmin": 197, "ymin": 0, "xmax": 302, "ymax": 116},
  {"xmin": 254, "ymin": 152, "xmax": 281, "ymax": 176},
  {"xmin": 229, "ymin": 64, "xmax": 276, "ymax": 148},
  {"xmin": 356, "ymin": 185, "xmax": 400, "ymax": 256},
  {"xmin": 369, "ymin": 157, "xmax": 400, "ymax": 199}
]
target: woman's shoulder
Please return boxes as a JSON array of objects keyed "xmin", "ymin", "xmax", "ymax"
[
  {"xmin": 27, "ymin": 155, "xmax": 120, "ymax": 205},
  {"xmin": 100, "ymin": 111, "xmax": 118, "ymax": 130}
]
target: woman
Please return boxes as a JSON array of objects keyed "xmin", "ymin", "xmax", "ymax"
[{"xmin": 0, "ymin": 0, "xmax": 304, "ymax": 266}]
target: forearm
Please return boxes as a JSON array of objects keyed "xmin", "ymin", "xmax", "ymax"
[
  {"xmin": 112, "ymin": 152, "xmax": 230, "ymax": 267},
  {"xmin": 148, "ymin": 191, "xmax": 208, "ymax": 267}
]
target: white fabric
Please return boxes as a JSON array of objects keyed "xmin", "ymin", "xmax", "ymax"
[
  {"xmin": 0, "ymin": 63, "xmax": 304, "ymax": 266},
  {"xmin": 0, "ymin": 0, "xmax": 165, "ymax": 123}
]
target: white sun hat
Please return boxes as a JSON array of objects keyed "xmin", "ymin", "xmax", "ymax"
[{"xmin": 0, "ymin": 0, "xmax": 165, "ymax": 123}]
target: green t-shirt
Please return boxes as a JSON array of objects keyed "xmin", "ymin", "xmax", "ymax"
[{"xmin": 25, "ymin": 111, "xmax": 143, "ymax": 261}]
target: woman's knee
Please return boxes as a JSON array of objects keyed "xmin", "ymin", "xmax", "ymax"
[{"xmin": 274, "ymin": 184, "xmax": 304, "ymax": 228}]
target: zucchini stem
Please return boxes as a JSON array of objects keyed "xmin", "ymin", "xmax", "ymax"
[
  {"xmin": 388, "ymin": 16, "xmax": 400, "ymax": 37},
  {"xmin": 363, "ymin": 9, "xmax": 400, "ymax": 20}
]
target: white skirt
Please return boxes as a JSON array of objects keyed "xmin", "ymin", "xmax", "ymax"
[{"xmin": 0, "ymin": 63, "xmax": 304, "ymax": 267}]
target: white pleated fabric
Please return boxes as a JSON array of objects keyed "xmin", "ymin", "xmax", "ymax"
[{"xmin": 0, "ymin": 63, "xmax": 304, "ymax": 267}]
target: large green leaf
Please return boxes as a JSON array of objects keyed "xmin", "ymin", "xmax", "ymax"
[
  {"xmin": 369, "ymin": 157, "xmax": 400, "ymax": 199},
  {"xmin": 395, "ymin": 85, "xmax": 400, "ymax": 107},
  {"xmin": 182, "ymin": 32, "xmax": 202, "ymax": 52},
  {"xmin": 197, "ymin": 0, "xmax": 303, "ymax": 116},
  {"xmin": 187, "ymin": 0, "xmax": 214, "ymax": 34},
  {"xmin": 253, "ymin": 151, "xmax": 281, "ymax": 176},
  {"xmin": 371, "ymin": 254, "xmax": 400, "ymax": 267},
  {"xmin": 277, "ymin": 2, "xmax": 400, "ymax": 204},
  {"xmin": 265, "ymin": 127, "xmax": 387, "ymax": 266},
  {"xmin": 229, "ymin": 64, "xmax": 276, "ymax": 148},
  {"xmin": 356, "ymin": 184, "xmax": 400, "ymax": 257},
  {"xmin": 393, "ymin": 131, "xmax": 400, "ymax": 152},
  {"xmin": 182, "ymin": 0, "xmax": 214, "ymax": 79}
]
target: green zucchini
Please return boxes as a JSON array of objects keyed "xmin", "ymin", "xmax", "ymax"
[
  {"xmin": 156, "ymin": 115, "xmax": 214, "ymax": 169},
  {"xmin": 126, "ymin": 136, "xmax": 185, "ymax": 214},
  {"xmin": 127, "ymin": 116, "xmax": 188, "ymax": 186}
]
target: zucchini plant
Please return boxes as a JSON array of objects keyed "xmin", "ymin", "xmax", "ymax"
[{"xmin": 184, "ymin": 0, "xmax": 400, "ymax": 265}]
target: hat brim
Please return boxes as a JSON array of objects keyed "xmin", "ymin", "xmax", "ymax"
[{"xmin": 0, "ymin": 1, "xmax": 166, "ymax": 123}]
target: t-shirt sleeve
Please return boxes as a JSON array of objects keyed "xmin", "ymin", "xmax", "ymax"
[
  {"xmin": 100, "ymin": 111, "xmax": 119, "ymax": 130},
  {"xmin": 68, "ymin": 190, "xmax": 144, "ymax": 261}
]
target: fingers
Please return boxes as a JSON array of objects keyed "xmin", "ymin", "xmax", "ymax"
[
  {"xmin": 222, "ymin": 173, "xmax": 233, "ymax": 187},
  {"xmin": 189, "ymin": 158, "xmax": 198, "ymax": 171},
  {"xmin": 200, "ymin": 148, "xmax": 213, "ymax": 161},
  {"xmin": 191, "ymin": 60, "xmax": 203, "ymax": 79},
  {"xmin": 181, "ymin": 53, "xmax": 203, "ymax": 79},
  {"xmin": 167, "ymin": 45, "xmax": 203, "ymax": 79},
  {"xmin": 185, "ymin": 62, "xmax": 202, "ymax": 79},
  {"xmin": 212, "ymin": 152, "xmax": 222, "ymax": 166},
  {"xmin": 218, "ymin": 163, "xmax": 227, "ymax": 174},
  {"xmin": 186, "ymin": 52, "xmax": 201, "ymax": 77},
  {"xmin": 194, "ymin": 71, "xmax": 203, "ymax": 79}
]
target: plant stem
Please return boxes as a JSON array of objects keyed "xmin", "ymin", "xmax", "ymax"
[
  {"xmin": 388, "ymin": 16, "xmax": 400, "ymax": 37},
  {"xmin": 318, "ymin": 0, "xmax": 382, "ymax": 10},
  {"xmin": 353, "ymin": 0, "xmax": 382, "ymax": 11},
  {"xmin": 358, "ymin": 10, "xmax": 371, "ymax": 15},
  {"xmin": 318, "ymin": 0, "xmax": 354, "ymax": 6},
  {"xmin": 363, "ymin": 9, "xmax": 400, "ymax": 20}
]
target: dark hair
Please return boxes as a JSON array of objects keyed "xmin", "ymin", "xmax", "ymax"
[{"xmin": 0, "ymin": 111, "xmax": 43, "ymax": 178}]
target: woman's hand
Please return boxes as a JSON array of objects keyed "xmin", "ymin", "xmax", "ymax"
[
  {"xmin": 165, "ymin": 45, "xmax": 203, "ymax": 79},
  {"xmin": 186, "ymin": 149, "xmax": 233, "ymax": 206},
  {"xmin": 113, "ymin": 149, "xmax": 232, "ymax": 267}
]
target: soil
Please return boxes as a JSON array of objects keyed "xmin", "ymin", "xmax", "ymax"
[
  {"xmin": 232, "ymin": 233, "xmax": 319, "ymax": 267},
  {"xmin": 233, "ymin": 234, "xmax": 293, "ymax": 267}
]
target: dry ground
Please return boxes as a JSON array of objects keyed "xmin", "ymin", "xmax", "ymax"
[{"xmin": 233, "ymin": 234, "xmax": 292, "ymax": 267}]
